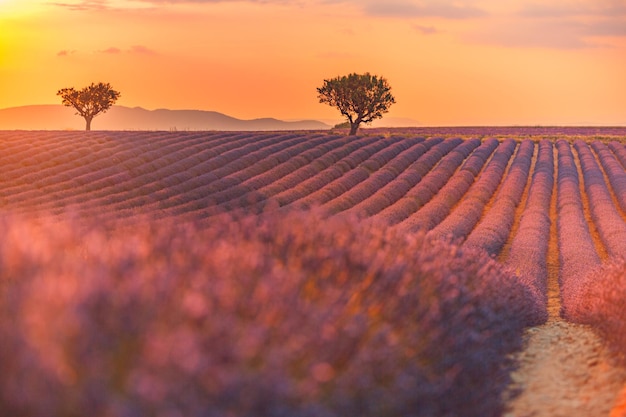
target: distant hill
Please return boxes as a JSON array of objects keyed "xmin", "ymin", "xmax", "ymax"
[{"xmin": 0, "ymin": 105, "xmax": 332, "ymax": 131}]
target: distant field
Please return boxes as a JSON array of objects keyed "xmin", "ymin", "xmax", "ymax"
[
  {"xmin": 2, "ymin": 129, "xmax": 626, "ymax": 416},
  {"xmin": 2, "ymin": 130, "xmax": 626, "ymax": 268}
]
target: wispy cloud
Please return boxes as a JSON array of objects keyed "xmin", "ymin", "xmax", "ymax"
[
  {"xmin": 583, "ymin": 19, "xmax": 626, "ymax": 37},
  {"xmin": 465, "ymin": 17, "xmax": 626, "ymax": 50},
  {"xmin": 57, "ymin": 50, "xmax": 77, "ymax": 57},
  {"xmin": 99, "ymin": 45, "xmax": 157, "ymax": 54},
  {"xmin": 52, "ymin": 0, "xmax": 299, "ymax": 8},
  {"xmin": 100, "ymin": 47, "xmax": 122, "ymax": 54},
  {"xmin": 360, "ymin": 1, "xmax": 487, "ymax": 19},
  {"xmin": 50, "ymin": 0, "xmax": 159, "ymax": 11},
  {"xmin": 517, "ymin": 0, "xmax": 626, "ymax": 18},
  {"xmin": 59, "ymin": 46, "xmax": 158, "ymax": 56},
  {"xmin": 413, "ymin": 24, "xmax": 439, "ymax": 35},
  {"xmin": 458, "ymin": 0, "xmax": 626, "ymax": 50},
  {"xmin": 129, "ymin": 45, "xmax": 157, "ymax": 54},
  {"xmin": 50, "ymin": 0, "xmax": 109, "ymax": 11},
  {"xmin": 52, "ymin": 0, "xmax": 489, "ymax": 19}
]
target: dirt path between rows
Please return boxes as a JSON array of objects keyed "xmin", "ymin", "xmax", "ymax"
[
  {"xmin": 504, "ymin": 181, "xmax": 626, "ymax": 416},
  {"xmin": 504, "ymin": 262, "xmax": 626, "ymax": 416},
  {"xmin": 505, "ymin": 319, "xmax": 626, "ymax": 416}
]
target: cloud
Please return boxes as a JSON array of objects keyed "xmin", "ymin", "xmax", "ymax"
[
  {"xmin": 360, "ymin": 1, "xmax": 488, "ymax": 19},
  {"xmin": 51, "ymin": 0, "xmax": 488, "ymax": 18},
  {"xmin": 129, "ymin": 45, "xmax": 157, "ymax": 54},
  {"xmin": 100, "ymin": 47, "xmax": 122, "ymax": 54},
  {"xmin": 50, "ymin": 0, "xmax": 109, "ymax": 11},
  {"xmin": 98, "ymin": 45, "xmax": 157, "ymax": 54},
  {"xmin": 62, "ymin": 46, "xmax": 158, "ymax": 56},
  {"xmin": 136, "ymin": 0, "xmax": 298, "ymax": 3},
  {"xmin": 413, "ymin": 24, "xmax": 438, "ymax": 35},
  {"xmin": 583, "ymin": 19, "xmax": 626, "ymax": 37},
  {"xmin": 518, "ymin": 1, "xmax": 626, "ymax": 18},
  {"xmin": 466, "ymin": 19, "xmax": 605, "ymax": 49},
  {"xmin": 463, "ymin": 1, "xmax": 626, "ymax": 50},
  {"xmin": 57, "ymin": 50, "xmax": 77, "ymax": 57},
  {"xmin": 50, "ymin": 0, "xmax": 163, "ymax": 11}
]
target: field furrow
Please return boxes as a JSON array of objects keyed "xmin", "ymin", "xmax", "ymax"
[{"xmin": 394, "ymin": 137, "xmax": 499, "ymax": 233}]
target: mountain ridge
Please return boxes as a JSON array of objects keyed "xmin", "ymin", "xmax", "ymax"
[{"xmin": 0, "ymin": 105, "xmax": 332, "ymax": 131}]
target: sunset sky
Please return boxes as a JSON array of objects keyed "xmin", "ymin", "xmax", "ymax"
[{"xmin": 1, "ymin": 0, "xmax": 625, "ymax": 126}]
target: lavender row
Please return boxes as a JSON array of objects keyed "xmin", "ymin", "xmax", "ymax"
[
  {"xmin": 593, "ymin": 141, "xmax": 626, "ymax": 214},
  {"xmin": 367, "ymin": 126, "xmax": 626, "ymax": 137},
  {"xmin": 0, "ymin": 131, "xmax": 245, "ymax": 209},
  {"xmin": 347, "ymin": 137, "xmax": 462, "ymax": 219},
  {"xmin": 576, "ymin": 261, "xmax": 626, "ymax": 367},
  {"xmin": 109, "ymin": 133, "xmax": 315, "ymax": 210},
  {"xmin": 168, "ymin": 135, "xmax": 397, "ymax": 217},
  {"xmin": 1, "ymin": 131, "xmax": 248, "ymax": 191},
  {"xmin": 573, "ymin": 142, "xmax": 626, "ymax": 354},
  {"xmin": 556, "ymin": 140, "xmax": 602, "ymax": 321},
  {"xmin": 396, "ymin": 138, "xmax": 500, "ymax": 233},
  {"xmin": 70, "ymin": 134, "xmax": 369, "ymax": 220},
  {"xmin": 375, "ymin": 138, "xmax": 480, "ymax": 225},
  {"xmin": 287, "ymin": 137, "xmax": 417, "ymax": 209},
  {"xmin": 162, "ymin": 134, "xmax": 358, "ymax": 215},
  {"xmin": 154, "ymin": 134, "xmax": 342, "ymax": 210},
  {"xmin": 15, "ymin": 133, "xmax": 318, "ymax": 213},
  {"xmin": 2, "ymin": 132, "xmax": 295, "ymax": 208},
  {"xmin": 428, "ymin": 138, "xmax": 518, "ymax": 241},
  {"xmin": 607, "ymin": 141, "xmax": 626, "ymax": 169},
  {"xmin": 501, "ymin": 140, "xmax": 554, "ymax": 324},
  {"xmin": 207, "ymin": 136, "xmax": 431, "ymax": 216},
  {"xmin": 246, "ymin": 136, "xmax": 381, "ymax": 202},
  {"xmin": 573, "ymin": 140, "xmax": 626, "ymax": 258},
  {"xmin": 463, "ymin": 139, "xmax": 535, "ymax": 255},
  {"xmin": 320, "ymin": 137, "xmax": 432, "ymax": 214}
]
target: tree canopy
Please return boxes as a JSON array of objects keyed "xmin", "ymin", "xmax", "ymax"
[
  {"xmin": 57, "ymin": 82, "xmax": 121, "ymax": 131},
  {"xmin": 317, "ymin": 73, "xmax": 395, "ymax": 135}
]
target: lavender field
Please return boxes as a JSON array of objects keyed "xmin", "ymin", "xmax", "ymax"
[{"xmin": 2, "ymin": 129, "xmax": 626, "ymax": 416}]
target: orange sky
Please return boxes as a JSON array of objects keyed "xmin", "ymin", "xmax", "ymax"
[{"xmin": 1, "ymin": 0, "xmax": 625, "ymax": 126}]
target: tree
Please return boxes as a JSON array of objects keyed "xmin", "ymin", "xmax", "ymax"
[
  {"xmin": 317, "ymin": 73, "xmax": 395, "ymax": 135},
  {"xmin": 57, "ymin": 82, "xmax": 121, "ymax": 131}
]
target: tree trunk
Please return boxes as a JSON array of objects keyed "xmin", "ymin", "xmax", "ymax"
[
  {"xmin": 85, "ymin": 117, "xmax": 92, "ymax": 131},
  {"xmin": 349, "ymin": 122, "xmax": 359, "ymax": 136}
]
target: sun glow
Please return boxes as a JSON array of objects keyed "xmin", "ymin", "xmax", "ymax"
[
  {"xmin": 0, "ymin": 0, "xmax": 35, "ymax": 15},
  {"xmin": 0, "ymin": 0, "xmax": 17, "ymax": 8}
]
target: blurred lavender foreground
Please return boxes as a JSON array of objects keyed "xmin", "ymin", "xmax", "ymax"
[{"xmin": 0, "ymin": 210, "xmax": 537, "ymax": 417}]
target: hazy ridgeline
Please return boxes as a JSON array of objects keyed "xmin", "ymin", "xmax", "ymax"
[{"xmin": 2, "ymin": 130, "xmax": 626, "ymax": 415}]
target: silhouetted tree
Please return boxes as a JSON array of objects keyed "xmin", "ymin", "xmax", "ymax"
[
  {"xmin": 57, "ymin": 82, "xmax": 121, "ymax": 131},
  {"xmin": 317, "ymin": 73, "xmax": 395, "ymax": 135}
]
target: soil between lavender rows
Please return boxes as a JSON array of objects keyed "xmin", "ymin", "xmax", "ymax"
[
  {"xmin": 505, "ymin": 319, "xmax": 626, "ymax": 417},
  {"xmin": 504, "ymin": 182, "xmax": 626, "ymax": 417}
]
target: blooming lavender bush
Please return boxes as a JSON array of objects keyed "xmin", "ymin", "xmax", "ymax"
[
  {"xmin": 556, "ymin": 140, "xmax": 602, "ymax": 320},
  {"xmin": 376, "ymin": 138, "xmax": 478, "ymax": 225},
  {"xmin": 0, "ymin": 210, "xmax": 536, "ymax": 417},
  {"xmin": 578, "ymin": 262, "xmax": 626, "ymax": 362},
  {"xmin": 397, "ymin": 138, "xmax": 499, "ymax": 233},
  {"xmin": 464, "ymin": 139, "xmax": 535, "ymax": 255},
  {"xmin": 500, "ymin": 140, "xmax": 553, "ymax": 324},
  {"xmin": 429, "ymin": 138, "xmax": 517, "ymax": 241},
  {"xmin": 574, "ymin": 140, "xmax": 626, "ymax": 257}
]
